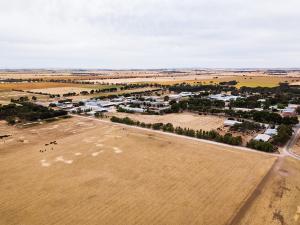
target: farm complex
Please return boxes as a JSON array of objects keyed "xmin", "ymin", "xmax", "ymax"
[{"xmin": 1, "ymin": 69, "xmax": 300, "ymax": 225}]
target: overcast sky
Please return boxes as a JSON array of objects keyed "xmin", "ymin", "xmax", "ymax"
[{"xmin": 0, "ymin": 0, "xmax": 299, "ymax": 69}]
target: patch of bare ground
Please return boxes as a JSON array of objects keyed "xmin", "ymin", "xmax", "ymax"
[{"xmin": 0, "ymin": 117, "xmax": 276, "ymax": 225}]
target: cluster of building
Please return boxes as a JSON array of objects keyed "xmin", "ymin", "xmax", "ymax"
[
  {"xmin": 54, "ymin": 94, "xmax": 177, "ymax": 115},
  {"xmin": 168, "ymin": 92, "xmax": 194, "ymax": 100},
  {"xmin": 52, "ymin": 91, "xmax": 199, "ymax": 115},
  {"xmin": 254, "ymin": 128, "xmax": 278, "ymax": 142},
  {"xmin": 208, "ymin": 94, "xmax": 241, "ymax": 102},
  {"xmin": 223, "ymin": 118, "xmax": 278, "ymax": 143},
  {"xmin": 281, "ymin": 104, "xmax": 299, "ymax": 117},
  {"xmin": 118, "ymin": 96, "xmax": 171, "ymax": 113}
]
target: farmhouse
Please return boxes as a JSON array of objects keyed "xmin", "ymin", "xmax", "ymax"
[
  {"xmin": 282, "ymin": 107, "xmax": 297, "ymax": 117},
  {"xmin": 254, "ymin": 134, "xmax": 271, "ymax": 142},
  {"xmin": 231, "ymin": 107, "xmax": 263, "ymax": 112},
  {"xmin": 119, "ymin": 105, "xmax": 146, "ymax": 113},
  {"xmin": 209, "ymin": 94, "xmax": 241, "ymax": 102},
  {"xmin": 85, "ymin": 100, "xmax": 117, "ymax": 108},
  {"xmin": 179, "ymin": 92, "xmax": 194, "ymax": 97},
  {"xmin": 224, "ymin": 120, "xmax": 242, "ymax": 127},
  {"xmin": 168, "ymin": 94, "xmax": 181, "ymax": 100},
  {"xmin": 264, "ymin": 128, "xmax": 278, "ymax": 136}
]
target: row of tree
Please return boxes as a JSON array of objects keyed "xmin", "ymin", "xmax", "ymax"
[
  {"xmin": 0, "ymin": 102, "xmax": 67, "ymax": 124},
  {"xmin": 110, "ymin": 116, "xmax": 243, "ymax": 146},
  {"xmin": 272, "ymin": 124, "xmax": 293, "ymax": 145},
  {"xmin": 230, "ymin": 121, "xmax": 264, "ymax": 132},
  {"xmin": 247, "ymin": 140, "xmax": 276, "ymax": 153},
  {"xmin": 167, "ymin": 98, "xmax": 299, "ymax": 125},
  {"xmin": 169, "ymin": 83, "xmax": 236, "ymax": 93}
]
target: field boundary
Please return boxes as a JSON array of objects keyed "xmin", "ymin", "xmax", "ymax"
[
  {"xmin": 226, "ymin": 158, "xmax": 279, "ymax": 225},
  {"xmin": 72, "ymin": 114, "xmax": 281, "ymax": 157}
]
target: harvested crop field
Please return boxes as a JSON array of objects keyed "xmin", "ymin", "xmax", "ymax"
[
  {"xmin": 0, "ymin": 82, "xmax": 80, "ymax": 90},
  {"xmin": 108, "ymin": 112, "xmax": 225, "ymax": 131},
  {"xmin": 29, "ymin": 87, "xmax": 91, "ymax": 95},
  {"xmin": 0, "ymin": 116, "xmax": 276, "ymax": 225},
  {"xmin": 29, "ymin": 85, "xmax": 120, "ymax": 95},
  {"xmin": 0, "ymin": 90, "xmax": 50, "ymax": 102},
  {"xmin": 237, "ymin": 157, "xmax": 300, "ymax": 225},
  {"xmin": 82, "ymin": 74, "xmax": 224, "ymax": 84}
]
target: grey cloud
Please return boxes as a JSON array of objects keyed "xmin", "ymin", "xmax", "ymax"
[{"xmin": 0, "ymin": 0, "xmax": 299, "ymax": 68}]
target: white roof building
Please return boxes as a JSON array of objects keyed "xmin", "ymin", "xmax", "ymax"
[
  {"xmin": 232, "ymin": 107, "xmax": 263, "ymax": 112},
  {"xmin": 85, "ymin": 100, "xmax": 116, "ymax": 108},
  {"xmin": 258, "ymin": 99, "xmax": 266, "ymax": 102},
  {"xmin": 264, "ymin": 128, "xmax": 278, "ymax": 136},
  {"xmin": 282, "ymin": 108, "xmax": 296, "ymax": 113},
  {"xmin": 168, "ymin": 94, "xmax": 181, "ymax": 100},
  {"xmin": 179, "ymin": 92, "xmax": 194, "ymax": 97},
  {"xmin": 119, "ymin": 106, "xmax": 146, "ymax": 113},
  {"xmin": 254, "ymin": 134, "xmax": 271, "ymax": 142},
  {"xmin": 209, "ymin": 94, "xmax": 241, "ymax": 102},
  {"xmin": 224, "ymin": 120, "xmax": 242, "ymax": 126},
  {"xmin": 288, "ymin": 104, "xmax": 299, "ymax": 109}
]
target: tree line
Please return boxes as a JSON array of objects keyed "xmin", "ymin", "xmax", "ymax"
[
  {"xmin": 168, "ymin": 98, "xmax": 299, "ymax": 125},
  {"xmin": 110, "ymin": 116, "xmax": 243, "ymax": 146},
  {"xmin": 0, "ymin": 102, "xmax": 67, "ymax": 124}
]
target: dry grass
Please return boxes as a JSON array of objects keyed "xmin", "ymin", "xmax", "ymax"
[
  {"xmin": 0, "ymin": 82, "xmax": 80, "ymax": 90},
  {"xmin": 0, "ymin": 117, "xmax": 276, "ymax": 225},
  {"xmin": 0, "ymin": 90, "xmax": 50, "ymax": 102},
  {"xmin": 107, "ymin": 112, "xmax": 225, "ymax": 131},
  {"xmin": 189, "ymin": 76, "xmax": 297, "ymax": 88},
  {"xmin": 83, "ymin": 75, "xmax": 223, "ymax": 84},
  {"xmin": 238, "ymin": 157, "xmax": 300, "ymax": 225},
  {"xmin": 68, "ymin": 87, "xmax": 159, "ymax": 101},
  {"xmin": 29, "ymin": 87, "xmax": 92, "ymax": 95}
]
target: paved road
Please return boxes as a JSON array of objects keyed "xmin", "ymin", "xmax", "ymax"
[{"xmin": 282, "ymin": 124, "xmax": 300, "ymax": 160}]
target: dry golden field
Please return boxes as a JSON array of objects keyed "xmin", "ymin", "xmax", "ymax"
[
  {"xmin": 29, "ymin": 87, "xmax": 92, "ymax": 95},
  {"xmin": 1, "ymin": 70, "xmax": 299, "ymax": 88},
  {"xmin": 237, "ymin": 157, "xmax": 300, "ymax": 225},
  {"xmin": 107, "ymin": 112, "xmax": 225, "ymax": 131},
  {"xmin": 0, "ymin": 82, "xmax": 80, "ymax": 90},
  {"xmin": 0, "ymin": 90, "xmax": 50, "ymax": 103},
  {"xmin": 0, "ymin": 117, "xmax": 276, "ymax": 225},
  {"xmin": 68, "ymin": 87, "xmax": 160, "ymax": 101},
  {"xmin": 89, "ymin": 74, "xmax": 298, "ymax": 88},
  {"xmin": 82, "ymin": 74, "xmax": 225, "ymax": 84}
]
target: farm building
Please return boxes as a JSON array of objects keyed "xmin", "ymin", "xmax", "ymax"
[
  {"xmin": 254, "ymin": 134, "xmax": 271, "ymax": 142},
  {"xmin": 119, "ymin": 105, "xmax": 146, "ymax": 113},
  {"xmin": 264, "ymin": 128, "xmax": 278, "ymax": 136},
  {"xmin": 282, "ymin": 107, "xmax": 297, "ymax": 117},
  {"xmin": 209, "ymin": 94, "xmax": 241, "ymax": 102},
  {"xmin": 179, "ymin": 92, "xmax": 194, "ymax": 97},
  {"xmin": 168, "ymin": 94, "xmax": 182, "ymax": 100},
  {"xmin": 224, "ymin": 120, "xmax": 242, "ymax": 127},
  {"xmin": 231, "ymin": 107, "xmax": 263, "ymax": 112}
]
